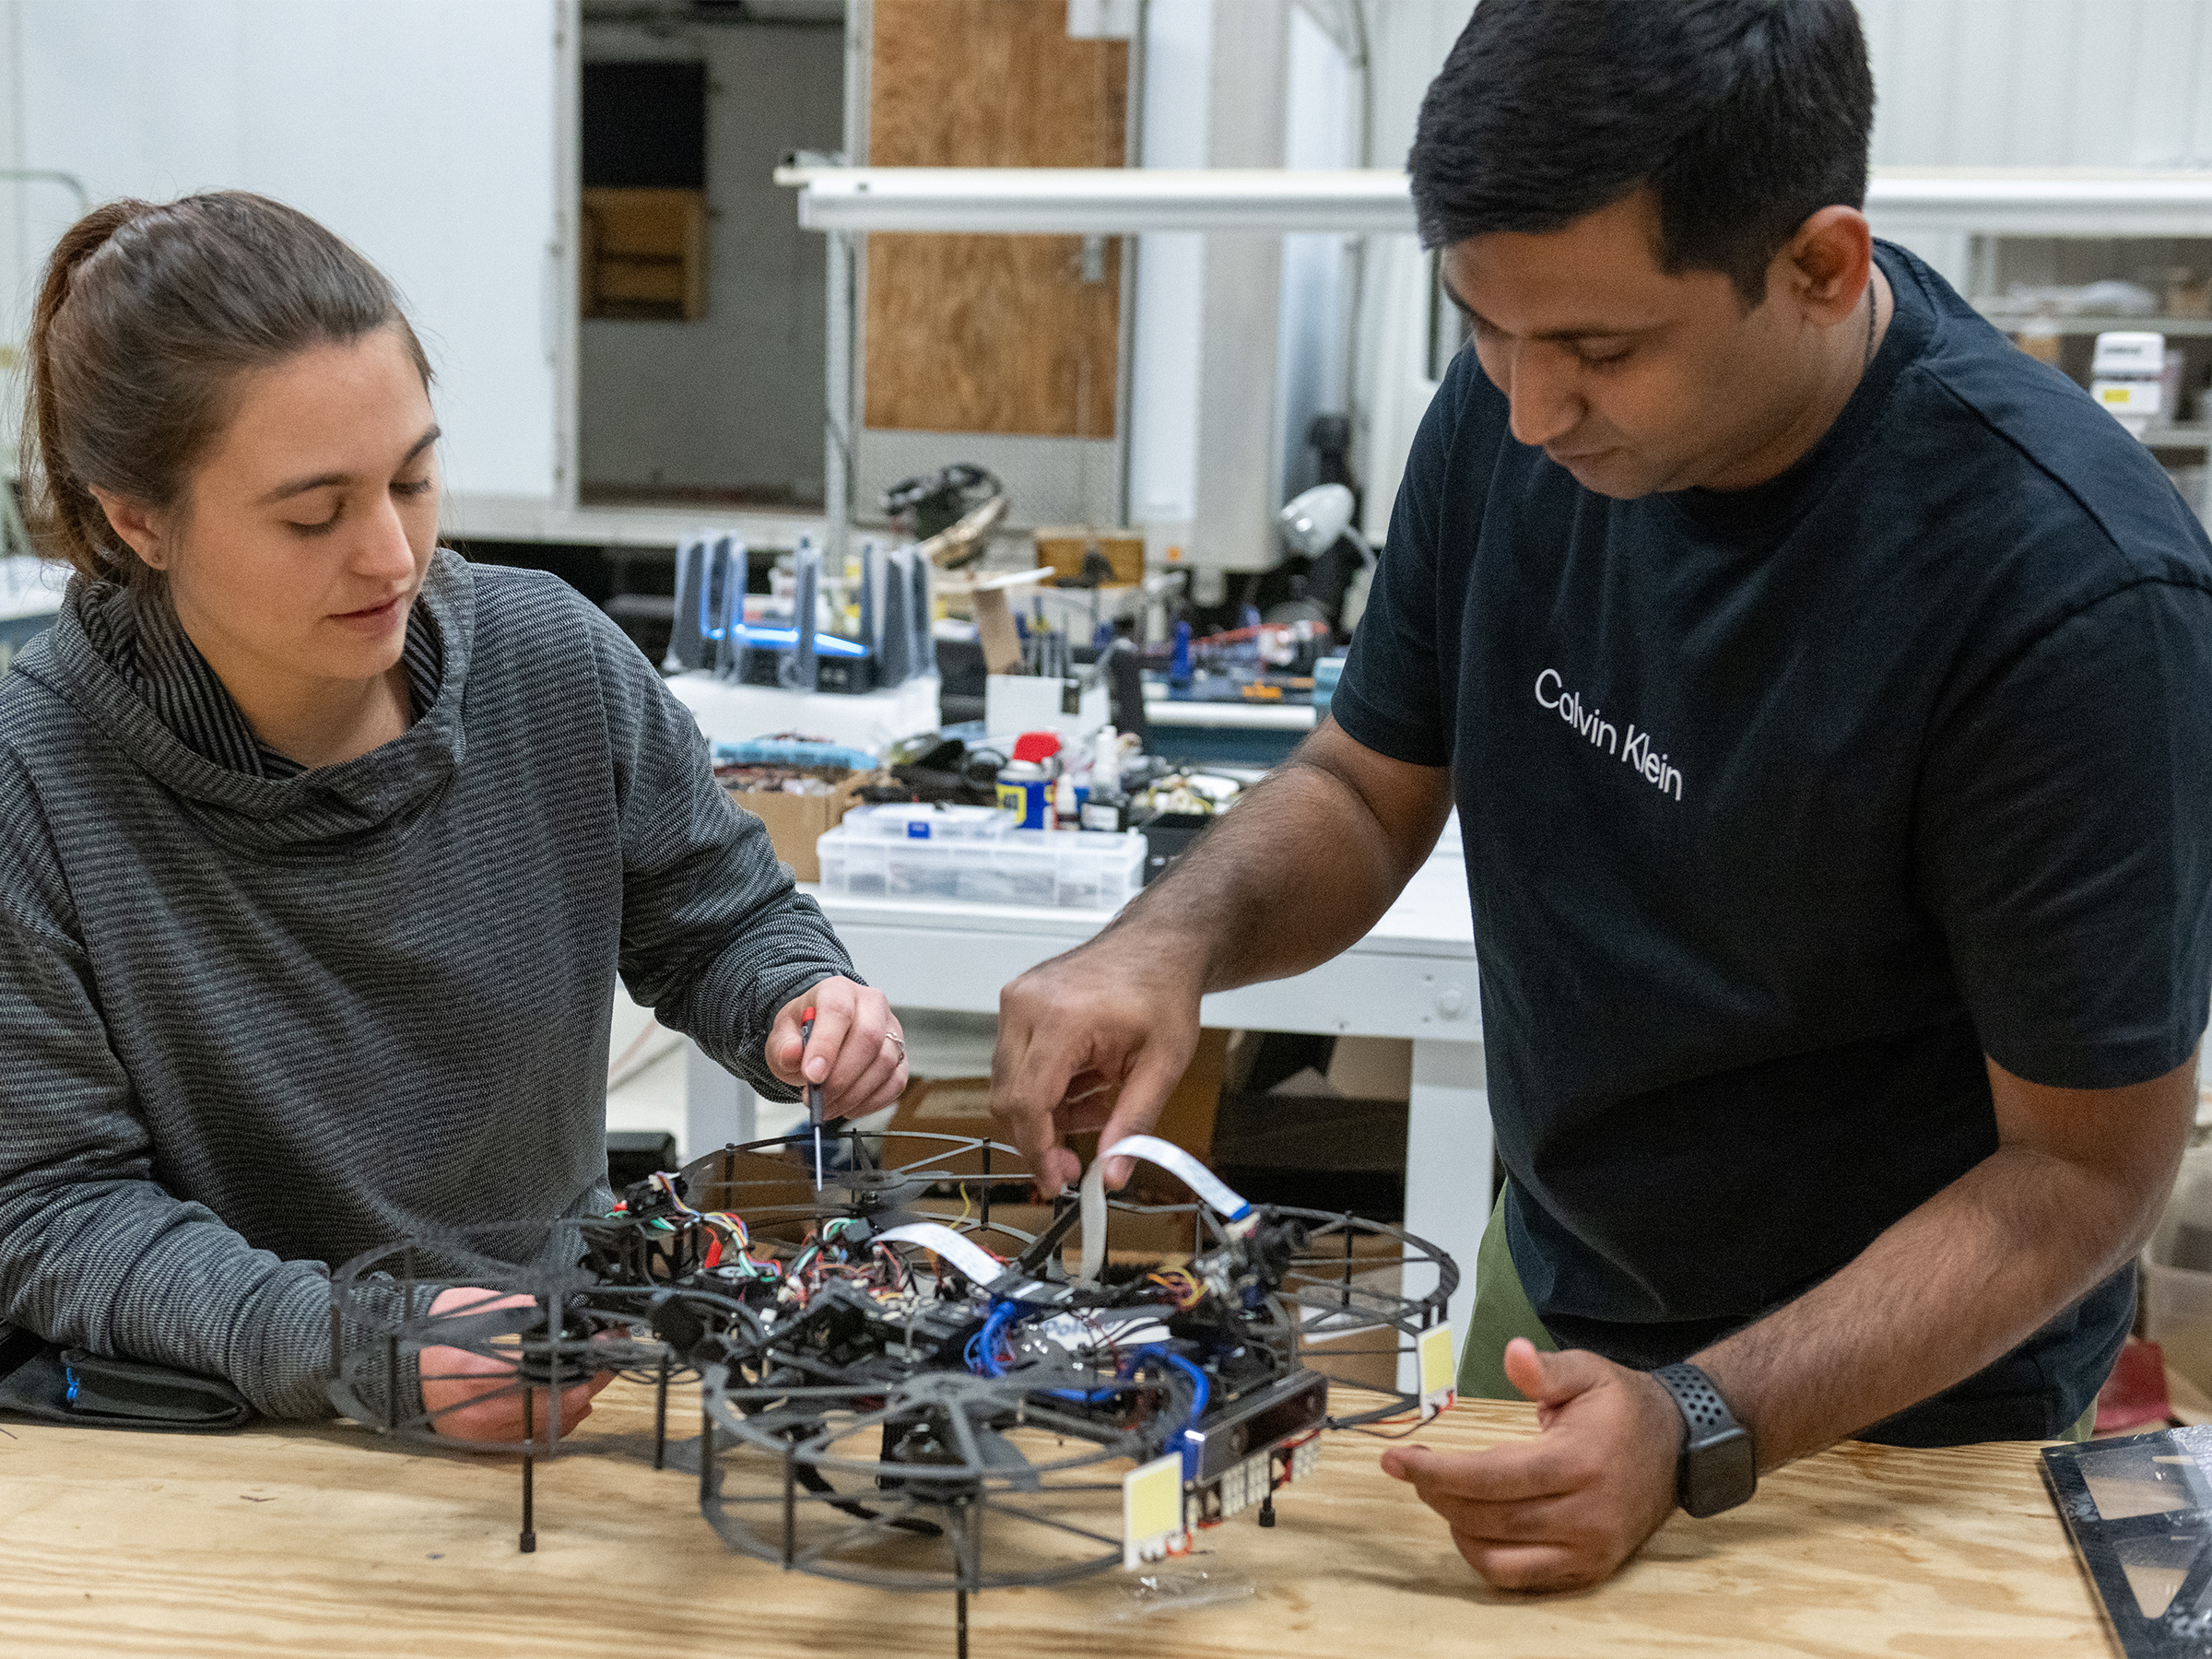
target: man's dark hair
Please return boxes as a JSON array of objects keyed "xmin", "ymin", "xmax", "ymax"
[{"xmin": 1408, "ymin": 0, "xmax": 1875, "ymax": 308}]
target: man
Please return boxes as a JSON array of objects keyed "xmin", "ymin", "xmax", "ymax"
[{"xmin": 983, "ymin": 0, "xmax": 2212, "ymax": 1595}]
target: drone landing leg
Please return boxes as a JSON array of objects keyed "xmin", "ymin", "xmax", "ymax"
[
  {"xmin": 653, "ymin": 1351, "xmax": 670, "ymax": 1471},
  {"xmin": 700, "ymin": 1400, "xmax": 715, "ymax": 1505},
  {"xmin": 781, "ymin": 1444, "xmax": 796, "ymax": 1568},
  {"xmin": 952, "ymin": 1501, "xmax": 975, "ymax": 1659},
  {"xmin": 1259, "ymin": 1493, "xmax": 1277, "ymax": 1528},
  {"xmin": 520, "ymin": 1389, "xmax": 537, "ymax": 1554}
]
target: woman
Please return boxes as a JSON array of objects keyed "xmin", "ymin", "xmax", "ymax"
[{"xmin": 0, "ymin": 192, "xmax": 905, "ymax": 1437}]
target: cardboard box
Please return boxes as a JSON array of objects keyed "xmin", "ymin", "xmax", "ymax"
[
  {"xmin": 721, "ymin": 767, "xmax": 870, "ymax": 882},
  {"xmin": 581, "ymin": 186, "xmax": 707, "ymax": 321},
  {"xmin": 1035, "ymin": 527, "xmax": 1145, "ymax": 585},
  {"xmin": 891, "ymin": 1076, "xmax": 997, "ymax": 1137}
]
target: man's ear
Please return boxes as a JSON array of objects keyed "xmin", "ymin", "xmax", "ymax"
[
  {"xmin": 85, "ymin": 486, "xmax": 167, "ymax": 571},
  {"xmin": 1777, "ymin": 206, "xmax": 1873, "ymax": 328}
]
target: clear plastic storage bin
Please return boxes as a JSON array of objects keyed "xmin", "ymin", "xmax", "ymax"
[
  {"xmin": 839, "ymin": 803, "xmax": 1013, "ymax": 840},
  {"xmin": 816, "ymin": 824, "xmax": 1146, "ymax": 910}
]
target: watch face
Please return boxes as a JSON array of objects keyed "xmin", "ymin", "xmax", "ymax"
[{"xmin": 1682, "ymin": 1426, "xmax": 1758, "ymax": 1518}]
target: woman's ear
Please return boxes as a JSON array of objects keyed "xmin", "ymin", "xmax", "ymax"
[{"xmin": 85, "ymin": 486, "xmax": 168, "ymax": 571}]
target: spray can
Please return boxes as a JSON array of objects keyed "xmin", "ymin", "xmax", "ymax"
[{"xmin": 996, "ymin": 731, "xmax": 1063, "ymax": 830}]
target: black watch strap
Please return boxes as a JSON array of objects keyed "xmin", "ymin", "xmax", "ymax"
[{"xmin": 1651, "ymin": 1362, "xmax": 1758, "ymax": 1518}]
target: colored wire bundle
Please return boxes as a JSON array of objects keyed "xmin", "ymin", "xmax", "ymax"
[
  {"xmin": 1146, "ymin": 1267, "xmax": 1205, "ymax": 1309},
  {"xmin": 608, "ymin": 1175, "xmax": 780, "ymax": 1279},
  {"xmin": 768, "ymin": 1219, "xmax": 925, "ymax": 1314}
]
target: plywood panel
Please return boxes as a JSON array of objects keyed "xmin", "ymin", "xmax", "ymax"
[
  {"xmin": 868, "ymin": 0, "xmax": 1125, "ymax": 168},
  {"xmin": 0, "ymin": 1387, "xmax": 2119, "ymax": 1657},
  {"xmin": 864, "ymin": 0, "xmax": 1126, "ymax": 439},
  {"xmin": 865, "ymin": 234, "xmax": 1120, "ymax": 435}
]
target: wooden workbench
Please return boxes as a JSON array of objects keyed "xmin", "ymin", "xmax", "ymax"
[{"xmin": 2, "ymin": 1382, "xmax": 2113, "ymax": 1658}]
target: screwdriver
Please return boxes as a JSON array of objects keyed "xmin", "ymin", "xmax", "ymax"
[{"xmin": 800, "ymin": 1006, "xmax": 822, "ymax": 1192}]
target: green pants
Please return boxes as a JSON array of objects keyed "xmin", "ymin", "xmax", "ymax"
[
  {"xmin": 1456, "ymin": 1188, "xmax": 2096, "ymax": 1442},
  {"xmin": 1456, "ymin": 1190, "xmax": 1558, "ymax": 1400}
]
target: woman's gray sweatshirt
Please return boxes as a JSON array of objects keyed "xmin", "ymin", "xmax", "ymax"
[{"xmin": 0, "ymin": 551, "xmax": 854, "ymax": 1417}]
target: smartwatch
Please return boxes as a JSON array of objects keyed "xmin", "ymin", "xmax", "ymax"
[{"xmin": 1650, "ymin": 1362, "xmax": 1757, "ymax": 1518}]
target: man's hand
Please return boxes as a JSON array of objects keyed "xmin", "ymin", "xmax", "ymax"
[
  {"xmin": 767, "ymin": 975, "xmax": 907, "ymax": 1121},
  {"xmin": 418, "ymin": 1287, "xmax": 614, "ymax": 1441},
  {"xmin": 991, "ymin": 938, "xmax": 1203, "ymax": 1194},
  {"xmin": 990, "ymin": 721, "xmax": 1450, "ymax": 1195},
  {"xmin": 1382, "ymin": 1337, "xmax": 1681, "ymax": 1591}
]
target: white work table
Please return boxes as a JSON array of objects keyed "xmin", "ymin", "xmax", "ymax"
[{"xmin": 688, "ymin": 838, "xmax": 1488, "ymax": 1343}]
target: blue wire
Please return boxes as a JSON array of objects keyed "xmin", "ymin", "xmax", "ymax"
[
  {"xmin": 971, "ymin": 1307, "xmax": 1210, "ymax": 1441},
  {"xmin": 1128, "ymin": 1343, "xmax": 1210, "ymax": 1476},
  {"xmin": 966, "ymin": 1300, "xmax": 1139, "ymax": 1404},
  {"xmin": 970, "ymin": 1301, "xmax": 1018, "ymax": 1378}
]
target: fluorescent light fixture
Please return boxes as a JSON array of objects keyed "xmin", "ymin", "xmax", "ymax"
[
  {"xmin": 780, "ymin": 166, "xmax": 2212, "ymax": 239},
  {"xmin": 790, "ymin": 168, "xmax": 1419, "ymax": 235}
]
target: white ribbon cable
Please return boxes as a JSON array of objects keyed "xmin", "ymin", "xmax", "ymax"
[
  {"xmin": 1077, "ymin": 1135, "xmax": 1253, "ymax": 1284},
  {"xmin": 874, "ymin": 1222, "xmax": 1008, "ymax": 1288}
]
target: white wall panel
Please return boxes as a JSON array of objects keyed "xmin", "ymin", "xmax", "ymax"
[
  {"xmin": 7, "ymin": 0, "xmax": 560, "ymax": 501},
  {"xmin": 1863, "ymin": 0, "xmax": 2212, "ymax": 170}
]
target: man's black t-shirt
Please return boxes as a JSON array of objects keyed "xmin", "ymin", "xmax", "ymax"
[{"xmin": 1332, "ymin": 242, "xmax": 2212, "ymax": 1443}]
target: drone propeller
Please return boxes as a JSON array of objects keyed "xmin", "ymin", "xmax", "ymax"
[{"xmin": 412, "ymin": 1300, "xmax": 539, "ymax": 1342}]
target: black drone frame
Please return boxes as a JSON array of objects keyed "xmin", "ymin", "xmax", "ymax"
[{"xmin": 328, "ymin": 1128, "xmax": 1458, "ymax": 1656}]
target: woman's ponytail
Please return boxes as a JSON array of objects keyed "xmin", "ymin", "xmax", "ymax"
[
  {"xmin": 15, "ymin": 191, "xmax": 431, "ymax": 587},
  {"xmin": 20, "ymin": 199, "xmax": 150, "ymax": 582}
]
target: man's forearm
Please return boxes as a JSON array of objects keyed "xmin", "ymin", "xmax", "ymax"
[
  {"xmin": 1696, "ymin": 1140, "xmax": 2159, "ymax": 1466},
  {"xmin": 1101, "ymin": 724, "xmax": 1452, "ymax": 994}
]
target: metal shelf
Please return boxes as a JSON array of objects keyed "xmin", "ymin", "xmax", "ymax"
[
  {"xmin": 1973, "ymin": 309, "xmax": 2212, "ymax": 335},
  {"xmin": 2139, "ymin": 424, "xmax": 2212, "ymax": 448}
]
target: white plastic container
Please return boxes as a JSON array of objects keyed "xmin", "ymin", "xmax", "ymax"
[
  {"xmin": 2092, "ymin": 329, "xmax": 2167, "ymax": 435},
  {"xmin": 840, "ymin": 803, "xmax": 1012, "ymax": 841},
  {"xmin": 816, "ymin": 824, "xmax": 1146, "ymax": 911}
]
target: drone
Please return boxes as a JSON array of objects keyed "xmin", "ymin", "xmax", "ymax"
[{"xmin": 329, "ymin": 1127, "xmax": 1459, "ymax": 1656}]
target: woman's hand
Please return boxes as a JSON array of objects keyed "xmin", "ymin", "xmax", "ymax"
[
  {"xmin": 768, "ymin": 975, "xmax": 909, "ymax": 1121},
  {"xmin": 418, "ymin": 1286, "xmax": 613, "ymax": 1441}
]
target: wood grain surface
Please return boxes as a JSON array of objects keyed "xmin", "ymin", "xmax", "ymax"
[
  {"xmin": 863, "ymin": 0, "xmax": 1125, "ymax": 438},
  {"xmin": 0, "ymin": 1382, "xmax": 2115, "ymax": 1657}
]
